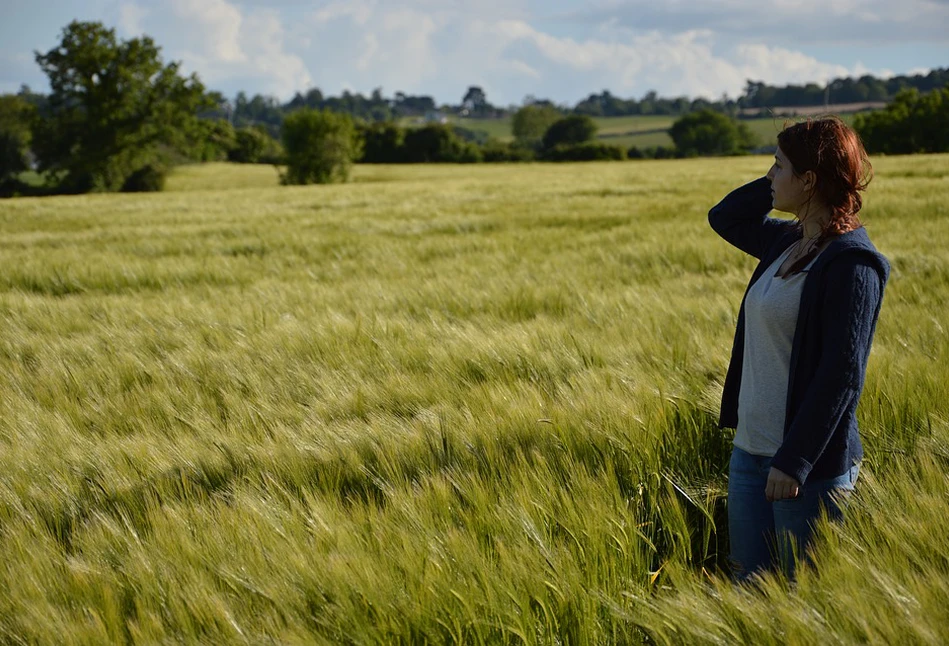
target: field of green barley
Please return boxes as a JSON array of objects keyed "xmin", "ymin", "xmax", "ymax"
[{"xmin": 1, "ymin": 156, "xmax": 948, "ymax": 644}]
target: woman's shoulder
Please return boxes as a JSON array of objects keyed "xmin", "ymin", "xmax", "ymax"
[
  {"xmin": 821, "ymin": 228, "xmax": 889, "ymax": 275},
  {"xmin": 814, "ymin": 234, "xmax": 890, "ymax": 291}
]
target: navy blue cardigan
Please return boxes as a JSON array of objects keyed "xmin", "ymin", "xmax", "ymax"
[{"xmin": 709, "ymin": 177, "xmax": 890, "ymax": 484}]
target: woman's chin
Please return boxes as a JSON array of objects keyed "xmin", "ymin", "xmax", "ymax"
[{"xmin": 771, "ymin": 199, "xmax": 794, "ymax": 216}]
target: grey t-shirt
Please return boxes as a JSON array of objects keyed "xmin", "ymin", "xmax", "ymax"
[{"xmin": 735, "ymin": 244, "xmax": 820, "ymax": 456}]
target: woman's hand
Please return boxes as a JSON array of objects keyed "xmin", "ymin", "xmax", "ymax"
[{"xmin": 765, "ymin": 467, "xmax": 800, "ymax": 502}]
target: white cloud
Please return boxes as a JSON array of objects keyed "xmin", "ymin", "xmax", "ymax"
[
  {"xmin": 239, "ymin": 11, "xmax": 312, "ymax": 95},
  {"xmin": 355, "ymin": 33, "xmax": 380, "ymax": 71},
  {"xmin": 302, "ymin": 2, "xmax": 444, "ymax": 96},
  {"xmin": 81, "ymin": 0, "xmax": 941, "ymax": 103},
  {"xmin": 733, "ymin": 45, "xmax": 852, "ymax": 86},
  {"xmin": 483, "ymin": 20, "xmax": 886, "ymax": 101},
  {"xmin": 169, "ymin": 0, "xmax": 244, "ymax": 64},
  {"xmin": 311, "ymin": 1, "xmax": 374, "ymax": 26},
  {"xmin": 115, "ymin": 0, "xmax": 311, "ymax": 98},
  {"xmin": 570, "ymin": 0, "xmax": 949, "ymax": 45},
  {"xmin": 507, "ymin": 59, "xmax": 541, "ymax": 79}
]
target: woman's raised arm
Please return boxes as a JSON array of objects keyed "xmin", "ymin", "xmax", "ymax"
[{"xmin": 708, "ymin": 176, "xmax": 795, "ymax": 259}]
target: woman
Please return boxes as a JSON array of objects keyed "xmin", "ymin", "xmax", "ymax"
[{"xmin": 708, "ymin": 117, "xmax": 889, "ymax": 581}]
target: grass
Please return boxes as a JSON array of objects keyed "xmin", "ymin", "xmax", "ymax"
[
  {"xmin": 0, "ymin": 156, "xmax": 948, "ymax": 643},
  {"xmin": 458, "ymin": 115, "xmax": 677, "ymax": 147},
  {"xmin": 458, "ymin": 113, "xmax": 860, "ymax": 151}
]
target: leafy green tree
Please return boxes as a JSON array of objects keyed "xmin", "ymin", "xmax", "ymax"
[
  {"xmin": 0, "ymin": 94, "xmax": 35, "ymax": 185},
  {"xmin": 252, "ymin": 126, "xmax": 284, "ymax": 164},
  {"xmin": 402, "ymin": 125, "xmax": 482, "ymax": 163},
  {"xmin": 358, "ymin": 122, "xmax": 406, "ymax": 163},
  {"xmin": 228, "ymin": 127, "xmax": 270, "ymax": 163},
  {"xmin": 854, "ymin": 86, "xmax": 949, "ymax": 154},
  {"xmin": 121, "ymin": 164, "xmax": 166, "ymax": 192},
  {"xmin": 512, "ymin": 105, "xmax": 561, "ymax": 147},
  {"xmin": 190, "ymin": 118, "xmax": 236, "ymax": 162},
  {"xmin": 462, "ymin": 86, "xmax": 489, "ymax": 116},
  {"xmin": 393, "ymin": 93, "xmax": 436, "ymax": 117},
  {"xmin": 669, "ymin": 110, "xmax": 757, "ymax": 156},
  {"xmin": 31, "ymin": 20, "xmax": 212, "ymax": 192},
  {"xmin": 281, "ymin": 109, "xmax": 361, "ymax": 184},
  {"xmin": 542, "ymin": 115, "xmax": 598, "ymax": 151},
  {"xmin": 0, "ymin": 133, "xmax": 28, "ymax": 184}
]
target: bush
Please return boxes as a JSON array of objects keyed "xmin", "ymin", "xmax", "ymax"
[
  {"xmin": 0, "ymin": 130, "xmax": 30, "ymax": 185},
  {"xmin": 402, "ymin": 125, "xmax": 482, "ymax": 163},
  {"xmin": 258, "ymin": 138, "xmax": 285, "ymax": 165},
  {"xmin": 227, "ymin": 126, "xmax": 283, "ymax": 164},
  {"xmin": 358, "ymin": 122, "xmax": 406, "ymax": 163},
  {"xmin": 451, "ymin": 126, "xmax": 491, "ymax": 146},
  {"xmin": 512, "ymin": 105, "xmax": 562, "ymax": 148},
  {"xmin": 281, "ymin": 109, "xmax": 361, "ymax": 185},
  {"xmin": 0, "ymin": 177, "xmax": 31, "ymax": 198},
  {"xmin": 544, "ymin": 142, "xmax": 627, "ymax": 162},
  {"xmin": 121, "ymin": 164, "xmax": 167, "ymax": 192},
  {"xmin": 854, "ymin": 85, "xmax": 949, "ymax": 154},
  {"xmin": 542, "ymin": 115, "xmax": 598, "ymax": 150},
  {"xmin": 481, "ymin": 140, "xmax": 536, "ymax": 162},
  {"xmin": 628, "ymin": 145, "xmax": 679, "ymax": 160},
  {"xmin": 190, "ymin": 119, "xmax": 236, "ymax": 162},
  {"xmin": 228, "ymin": 127, "xmax": 268, "ymax": 163},
  {"xmin": 454, "ymin": 143, "xmax": 483, "ymax": 163},
  {"xmin": 669, "ymin": 109, "xmax": 757, "ymax": 156},
  {"xmin": 0, "ymin": 95, "xmax": 34, "ymax": 188}
]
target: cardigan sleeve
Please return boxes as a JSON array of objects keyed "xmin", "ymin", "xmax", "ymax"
[
  {"xmin": 708, "ymin": 177, "xmax": 796, "ymax": 260},
  {"xmin": 770, "ymin": 255, "xmax": 885, "ymax": 484}
]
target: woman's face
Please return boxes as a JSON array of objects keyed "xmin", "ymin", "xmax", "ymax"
[{"xmin": 766, "ymin": 147, "xmax": 810, "ymax": 216}]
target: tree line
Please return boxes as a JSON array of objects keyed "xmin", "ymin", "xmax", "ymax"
[
  {"xmin": 161, "ymin": 70, "xmax": 949, "ymax": 129},
  {"xmin": 739, "ymin": 73, "xmax": 949, "ymax": 110},
  {"xmin": 1, "ymin": 20, "xmax": 947, "ymax": 196},
  {"xmin": 187, "ymin": 71, "xmax": 949, "ymax": 127}
]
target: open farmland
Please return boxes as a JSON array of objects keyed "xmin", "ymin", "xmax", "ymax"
[
  {"xmin": 458, "ymin": 113, "xmax": 860, "ymax": 150},
  {"xmin": 0, "ymin": 156, "xmax": 947, "ymax": 643}
]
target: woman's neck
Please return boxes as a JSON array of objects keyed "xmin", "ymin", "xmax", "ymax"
[{"xmin": 799, "ymin": 202, "xmax": 832, "ymax": 239}]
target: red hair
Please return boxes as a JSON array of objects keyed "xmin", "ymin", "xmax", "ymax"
[{"xmin": 777, "ymin": 117, "xmax": 872, "ymax": 237}]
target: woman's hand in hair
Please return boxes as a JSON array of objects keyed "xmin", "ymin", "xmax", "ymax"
[{"xmin": 765, "ymin": 467, "xmax": 800, "ymax": 501}]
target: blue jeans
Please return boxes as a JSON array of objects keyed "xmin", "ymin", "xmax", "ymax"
[{"xmin": 727, "ymin": 446, "xmax": 859, "ymax": 582}]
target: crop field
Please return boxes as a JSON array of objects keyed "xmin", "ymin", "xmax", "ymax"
[
  {"xmin": 459, "ymin": 113, "xmax": 859, "ymax": 150},
  {"xmin": 0, "ymin": 156, "xmax": 947, "ymax": 643}
]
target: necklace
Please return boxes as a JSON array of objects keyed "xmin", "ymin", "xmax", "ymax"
[
  {"xmin": 778, "ymin": 234, "xmax": 824, "ymax": 279},
  {"xmin": 798, "ymin": 235, "xmax": 819, "ymax": 254},
  {"xmin": 787, "ymin": 236, "xmax": 814, "ymax": 262}
]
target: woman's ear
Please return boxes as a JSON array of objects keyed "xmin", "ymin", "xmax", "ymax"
[{"xmin": 802, "ymin": 170, "xmax": 817, "ymax": 193}]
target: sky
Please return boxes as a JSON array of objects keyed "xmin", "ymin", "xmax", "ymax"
[{"xmin": 1, "ymin": 0, "xmax": 947, "ymax": 106}]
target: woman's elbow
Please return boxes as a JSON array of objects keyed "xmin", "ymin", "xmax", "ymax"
[{"xmin": 708, "ymin": 204, "xmax": 724, "ymax": 232}]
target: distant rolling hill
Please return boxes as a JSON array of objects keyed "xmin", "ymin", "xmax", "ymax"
[{"xmin": 456, "ymin": 107, "xmax": 870, "ymax": 151}]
